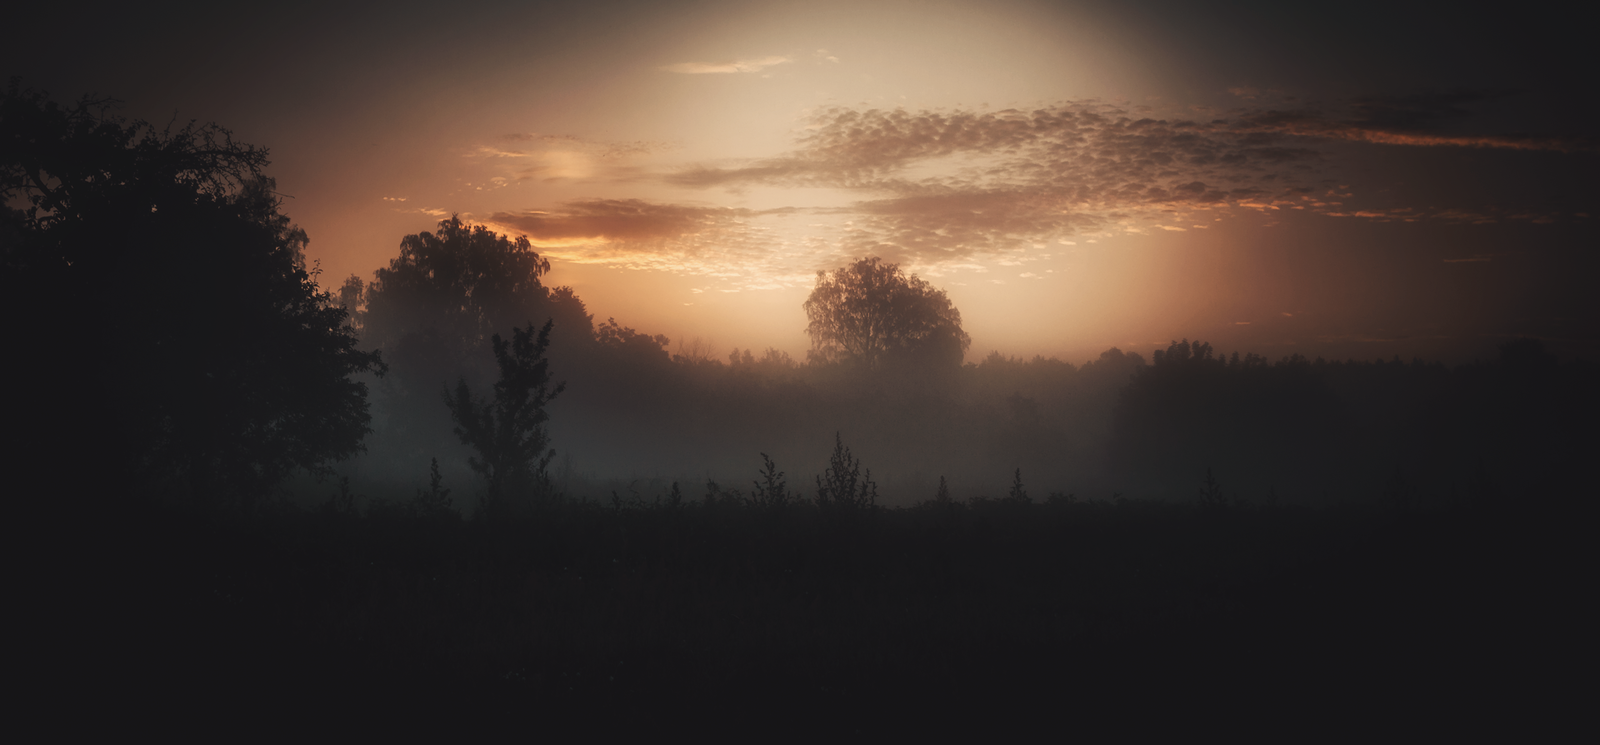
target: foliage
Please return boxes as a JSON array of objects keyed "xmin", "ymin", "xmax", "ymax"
[
  {"xmin": 363, "ymin": 216, "xmax": 549, "ymax": 351},
  {"xmin": 803, "ymin": 256, "xmax": 970, "ymax": 370},
  {"xmin": 1199, "ymin": 468, "xmax": 1228, "ymax": 510},
  {"xmin": 415, "ymin": 457, "xmax": 454, "ymax": 517},
  {"xmin": 749, "ymin": 453, "xmax": 794, "ymax": 510},
  {"xmin": 815, "ymin": 432, "xmax": 877, "ymax": 512},
  {"xmin": 358, "ymin": 216, "xmax": 592, "ymax": 409},
  {"xmin": 1007, "ymin": 468, "xmax": 1031, "ymax": 504},
  {"xmin": 596, "ymin": 316, "xmax": 671, "ymax": 364},
  {"xmin": 75, "ymin": 458, "xmax": 1577, "ymax": 732},
  {"xmin": 1111, "ymin": 339, "xmax": 1344, "ymax": 498},
  {"xmin": 703, "ymin": 478, "xmax": 742, "ymax": 508},
  {"xmin": 444, "ymin": 320, "xmax": 565, "ymax": 512},
  {"xmin": 1, "ymin": 80, "xmax": 383, "ymax": 507}
]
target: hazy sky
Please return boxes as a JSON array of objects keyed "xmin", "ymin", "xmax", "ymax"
[{"xmin": 11, "ymin": 0, "xmax": 1595, "ymax": 363}]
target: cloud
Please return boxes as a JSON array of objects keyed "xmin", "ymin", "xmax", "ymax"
[
  {"xmin": 670, "ymin": 96, "xmax": 1578, "ymax": 202},
  {"xmin": 499, "ymin": 133, "xmax": 675, "ymax": 160},
  {"xmin": 484, "ymin": 200, "xmax": 823, "ymax": 288},
  {"xmin": 393, "ymin": 206, "xmax": 447, "ymax": 217},
  {"xmin": 1321, "ymin": 206, "xmax": 1563, "ymax": 225},
  {"xmin": 1233, "ymin": 96, "xmax": 1584, "ymax": 152},
  {"xmin": 660, "ymin": 56, "xmax": 791, "ymax": 74},
  {"xmin": 474, "ymin": 94, "xmax": 1580, "ymax": 281},
  {"xmin": 490, "ymin": 199, "xmax": 757, "ymax": 243},
  {"xmin": 661, "ymin": 103, "xmax": 1350, "ymax": 262},
  {"xmin": 467, "ymin": 134, "xmax": 677, "ymax": 185},
  {"xmin": 658, "ymin": 96, "xmax": 1588, "ymax": 267},
  {"xmin": 667, "ymin": 104, "xmax": 1328, "ymax": 209},
  {"xmin": 1349, "ymin": 91, "xmax": 1505, "ymax": 131}
]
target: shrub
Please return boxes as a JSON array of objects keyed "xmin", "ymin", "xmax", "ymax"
[{"xmin": 815, "ymin": 432, "xmax": 877, "ymax": 513}]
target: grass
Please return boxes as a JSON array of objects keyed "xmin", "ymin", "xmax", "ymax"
[{"xmin": 24, "ymin": 477, "xmax": 1587, "ymax": 735}]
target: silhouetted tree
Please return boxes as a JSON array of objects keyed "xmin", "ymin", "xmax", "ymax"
[
  {"xmin": 414, "ymin": 457, "xmax": 454, "ymax": 518},
  {"xmin": 1199, "ymin": 468, "xmax": 1227, "ymax": 510},
  {"xmin": 1, "ymin": 81, "xmax": 383, "ymax": 507},
  {"xmin": 362, "ymin": 216, "xmax": 592, "ymax": 396},
  {"xmin": 595, "ymin": 316, "xmax": 670, "ymax": 364},
  {"xmin": 354, "ymin": 216, "xmax": 592, "ymax": 469},
  {"xmin": 1007, "ymin": 468, "xmax": 1030, "ymax": 504},
  {"xmin": 750, "ymin": 453, "xmax": 793, "ymax": 510},
  {"xmin": 1112, "ymin": 339, "xmax": 1345, "ymax": 499},
  {"xmin": 815, "ymin": 433, "xmax": 877, "ymax": 513},
  {"xmin": 444, "ymin": 320, "xmax": 565, "ymax": 514},
  {"xmin": 804, "ymin": 257, "xmax": 970, "ymax": 370}
]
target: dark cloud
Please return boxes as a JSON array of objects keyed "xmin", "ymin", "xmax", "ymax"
[
  {"xmin": 1349, "ymin": 90, "xmax": 1511, "ymax": 131},
  {"xmin": 490, "ymin": 199, "xmax": 759, "ymax": 242},
  {"xmin": 1233, "ymin": 95, "xmax": 1586, "ymax": 152}
]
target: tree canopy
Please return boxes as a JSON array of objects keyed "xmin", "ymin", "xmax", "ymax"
[
  {"xmin": 803, "ymin": 256, "xmax": 970, "ymax": 370},
  {"xmin": 1, "ymin": 80, "xmax": 383, "ymax": 507},
  {"xmin": 356, "ymin": 216, "xmax": 592, "ymax": 398}
]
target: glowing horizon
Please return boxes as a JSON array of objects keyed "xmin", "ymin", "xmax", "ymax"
[{"xmin": 10, "ymin": 0, "xmax": 1593, "ymax": 364}]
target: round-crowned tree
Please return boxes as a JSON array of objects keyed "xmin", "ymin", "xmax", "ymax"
[
  {"xmin": 350, "ymin": 216, "xmax": 594, "ymax": 469},
  {"xmin": 803, "ymin": 257, "xmax": 971, "ymax": 370}
]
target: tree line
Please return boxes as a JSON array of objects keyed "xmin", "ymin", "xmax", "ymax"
[{"xmin": 6, "ymin": 80, "xmax": 1592, "ymax": 517}]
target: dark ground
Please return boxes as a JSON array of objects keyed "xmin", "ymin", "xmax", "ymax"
[{"xmin": 18, "ymin": 490, "xmax": 1588, "ymax": 738}]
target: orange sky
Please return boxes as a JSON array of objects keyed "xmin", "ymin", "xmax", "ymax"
[{"xmin": 10, "ymin": 0, "xmax": 1596, "ymax": 363}]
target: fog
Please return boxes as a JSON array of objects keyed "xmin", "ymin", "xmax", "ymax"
[
  {"xmin": 325, "ymin": 217, "xmax": 1594, "ymax": 515},
  {"xmin": 10, "ymin": 79, "xmax": 1591, "ymax": 731}
]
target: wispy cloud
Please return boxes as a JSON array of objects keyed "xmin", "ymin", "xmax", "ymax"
[
  {"xmin": 477, "ymin": 94, "xmax": 1580, "ymax": 282},
  {"xmin": 490, "ymin": 199, "xmax": 758, "ymax": 242},
  {"xmin": 660, "ymin": 56, "xmax": 792, "ymax": 74},
  {"xmin": 466, "ymin": 133, "xmax": 676, "ymax": 184},
  {"xmin": 393, "ymin": 206, "xmax": 448, "ymax": 217},
  {"xmin": 668, "ymin": 103, "xmax": 1325, "ymax": 198},
  {"xmin": 1235, "ymin": 110, "xmax": 1579, "ymax": 152},
  {"xmin": 663, "ymin": 103, "xmax": 1336, "ymax": 261},
  {"xmin": 485, "ymin": 200, "xmax": 822, "ymax": 288}
]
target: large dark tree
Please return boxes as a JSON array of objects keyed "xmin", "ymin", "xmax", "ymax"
[
  {"xmin": 803, "ymin": 256, "xmax": 970, "ymax": 370},
  {"xmin": 1, "ymin": 81, "xmax": 383, "ymax": 508}
]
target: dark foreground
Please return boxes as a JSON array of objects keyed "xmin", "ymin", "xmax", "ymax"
[{"xmin": 21, "ymin": 494, "xmax": 1587, "ymax": 737}]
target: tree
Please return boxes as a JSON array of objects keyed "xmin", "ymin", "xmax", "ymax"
[
  {"xmin": 444, "ymin": 319, "xmax": 565, "ymax": 514},
  {"xmin": 1, "ymin": 80, "xmax": 383, "ymax": 508},
  {"xmin": 360, "ymin": 216, "xmax": 592, "ymax": 395},
  {"xmin": 749, "ymin": 453, "xmax": 793, "ymax": 511},
  {"xmin": 803, "ymin": 257, "xmax": 970, "ymax": 370},
  {"xmin": 414, "ymin": 457, "xmax": 454, "ymax": 518},
  {"xmin": 353, "ymin": 216, "xmax": 593, "ymax": 467},
  {"xmin": 815, "ymin": 432, "xmax": 878, "ymax": 513}
]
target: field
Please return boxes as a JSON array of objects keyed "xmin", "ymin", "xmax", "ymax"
[{"xmin": 29, "ymin": 488, "xmax": 1583, "ymax": 736}]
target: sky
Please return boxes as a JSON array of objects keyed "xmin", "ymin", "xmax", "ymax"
[{"xmin": 9, "ymin": 0, "xmax": 1596, "ymax": 364}]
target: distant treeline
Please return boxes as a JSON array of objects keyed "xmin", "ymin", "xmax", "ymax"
[
  {"xmin": 5, "ymin": 80, "xmax": 1591, "ymax": 516},
  {"xmin": 326, "ymin": 215, "xmax": 1594, "ymax": 513},
  {"xmin": 442, "ymin": 331, "xmax": 1592, "ymax": 511}
]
